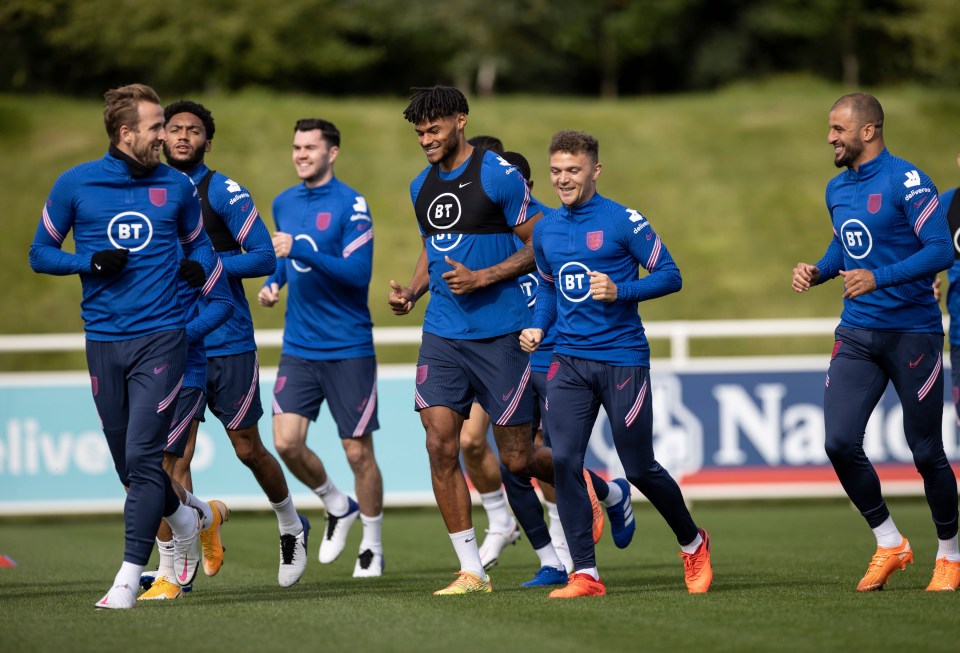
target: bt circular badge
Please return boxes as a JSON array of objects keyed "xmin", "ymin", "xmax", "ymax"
[
  {"xmin": 107, "ymin": 212, "xmax": 153, "ymax": 252},
  {"xmin": 430, "ymin": 232, "xmax": 462, "ymax": 252},
  {"xmin": 558, "ymin": 261, "xmax": 592, "ymax": 303},
  {"xmin": 292, "ymin": 234, "xmax": 317, "ymax": 272},
  {"xmin": 518, "ymin": 273, "xmax": 538, "ymax": 307},
  {"xmin": 839, "ymin": 219, "xmax": 873, "ymax": 260},
  {"xmin": 426, "ymin": 193, "xmax": 462, "ymax": 230}
]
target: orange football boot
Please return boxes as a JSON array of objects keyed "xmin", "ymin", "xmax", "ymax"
[
  {"xmin": 583, "ymin": 470, "xmax": 605, "ymax": 544},
  {"xmin": 548, "ymin": 573, "xmax": 606, "ymax": 598},
  {"xmin": 856, "ymin": 537, "xmax": 913, "ymax": 592},
  {"xmin": 925, "ymin": 557, "xmax": 960, "ymax": 592},
  {"xmin": 679, "ymin": 528, "xmax": 713, "ymax": 594}
]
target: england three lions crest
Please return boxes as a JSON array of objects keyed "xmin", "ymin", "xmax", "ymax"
[{"xmin": 586, "ymin": 230, "xmax": 604, "ymax": 251}]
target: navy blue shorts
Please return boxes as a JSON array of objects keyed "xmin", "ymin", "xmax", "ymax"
[
  {"xmin": 86, "ymin": 330, "xmax": 187, "ymax": 485},
  {"xmin": 415, "ymin": 331, "xmax": 533, "ymax": 426},
  {"xmin": 273, "ymin": 355, "xmax": 379, "ymax": 439},
  {"xmin": 165, "ymin": 387, "xmax": 205, "ymax": 457},
  {"xmin": 201, "ymin": 351, "xmax": 264, "ymax": 431}
]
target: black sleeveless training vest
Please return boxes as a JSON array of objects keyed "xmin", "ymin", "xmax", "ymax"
[
  {"xmin": 946, "ymin": 190, "xmax": 960, "ymax": 259},
  {"xmin": 197, "ymin": 169, "xmax": 241, "ymax": 252},
  {"xmin": 414, "ymin": 148, "xmax": 512, "ymax": 237}
]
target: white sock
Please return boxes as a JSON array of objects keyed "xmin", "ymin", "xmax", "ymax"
[
  {"xmin": 937, "ymin": 534, "xmax": 960, "ymax": 562},
  {"xmin": 165, "ymin": 502, "xmax": 199, "ymax": 538},
  {"xmin": 479, "ymin": 489, "xmax": 513, "ymax": 532},
  {"xmin": 574, "ymin": 566, "xmax": 599, "ymax": 581},
  {"xmin": 270, "ymin": 494, "xmax": 303, "ymax": 535},
  {"xmin": 360, "ymin": 512, "xmax": 383, "ymax": 553},
  {"xmin": 546, "ymin": 500, "xmax": 564, "ymax": 534},
  {"xmin": 534, "ymin": 543, "xmax": 564, "ymax": 570},
  {"xmin": 114, "ymin": 560, "xmax": 144, "ymax": 589},
  {"xmin": 872, "ymin": 516, "xmax": 903, "ymax": 548},
  {"xmin": 681, "ymin": 532, "xmax": 703, "ymax": 555},
  {"xmin": 182, "ymin": 490, "xmax": 213, "ymax": 529},
  {"xmin": 313, "ymin": 478, "xmax": 350, "ymax": 516},
  {"xmin": 156, "ymin": 538, "xmax": 175, "ymax": 579},
  {"xmin": 449, "ymin": 528, "xmax": 485, "ymax": 578},
  {"xmin": 602, "ymin": 480, "xmax": 623, "ymax": 507}
]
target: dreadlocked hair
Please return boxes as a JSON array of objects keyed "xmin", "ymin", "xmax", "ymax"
[{"xmin": 403, "ymin": 86, "xmax": 469, "ymax": 124}]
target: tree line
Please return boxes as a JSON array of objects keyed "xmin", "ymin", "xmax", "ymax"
[{"xmin": 3, "ymin": 0, "xmax": 958, "ymax": 98}]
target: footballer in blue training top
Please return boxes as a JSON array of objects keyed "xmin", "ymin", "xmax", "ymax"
[
  {"xmin": 389, "ymin": 86, "xmax": 561, "ymax": 596},
  {"xmin": 163, "ymin": 100, "xmax": 309, "ymax": 590},
  {"xmin": 29, "ymin": 84, "xmax": 223, "ymax": 609},
  {"xmin": 792, "ymin": 92, "xmax": 960, "ymax": 592},
  {"xmin": 521, "ymin": 129, "xmax": 713, "ymax": 598},
  {"xmin": 260, "ymin": 118, "xmax": 385, "ymax": 579}
]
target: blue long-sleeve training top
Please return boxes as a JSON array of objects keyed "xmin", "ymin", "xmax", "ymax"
[
  {"xmin": 265, "ymin": 176, "xmax": 375, "ymax": 360},
  {"xmin": 186, "ymin": 163, "xmax": 276, "ymax": 356},
  {"xmin": 815, "ymin": 148, "xmax": 951, "ymax": 333},
  {"xmin": 532, "ymin": 193, "xmax": 681, "ymax": 367},
  {"xmin": 30, "ymin": 150, "xmax": 213, "ymax": 341}
]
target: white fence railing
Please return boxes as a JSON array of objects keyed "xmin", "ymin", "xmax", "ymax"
[{"xmin": 0, "ymin": 317, "xmax": 909, "ymax": 365}]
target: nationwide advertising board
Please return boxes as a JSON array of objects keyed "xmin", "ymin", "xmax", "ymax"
[{"xmin": 1, "ymin": 358, "xmax": 958, "ymax": 514}]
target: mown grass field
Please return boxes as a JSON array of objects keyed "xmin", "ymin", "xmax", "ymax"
[
  {"xmin": 4, "ymin": 77, "xmax": 960, "ymax": 370},
  {"xmin": 1, "ymin": 499, "xmax": 957, "ymax": 653}
]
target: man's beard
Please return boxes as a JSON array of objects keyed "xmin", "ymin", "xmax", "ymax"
[
  {"xmin": 131, "ymin": 138, "xmax": 161, "ymax": 171},
  {"xmin": 162, "ymin": 144, "xmax": 204, "ymax": 172},
  {"xmin": 835, "ymin": 137, "xmax": 864, "ymax": 168}
]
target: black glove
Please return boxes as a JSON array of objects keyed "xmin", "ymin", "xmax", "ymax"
[
  {"xmin": 90, "ymin": 248, "xmax": 128, "ymax": 275},
  {"xmin": 178, "ymin": 259, "xmax": 207, "ymax": 288}
]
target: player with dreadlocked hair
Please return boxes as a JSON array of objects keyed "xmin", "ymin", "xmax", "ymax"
[
  {"xmin": 401, "ymin": 86, "xmax": 470, "ymax": 125},
  {"xmin": 388, "ymin": 86, "xmax": 604, "ymax": 595}
]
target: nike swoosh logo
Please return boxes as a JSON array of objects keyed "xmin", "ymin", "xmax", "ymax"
[
  {"xmin": 502, "ymin": 387, "xmax": 515, "ymax": 402},
  {"xmin": 465, "ymin": 537, "xmax": 475, "ymax": 543},
  {"xmin": 616, "ymin": 376, "xmax": 633, "ymax": 391},
  {"xmin": 177, "ymin": 560, "xmax": 189, "ymax": 582},
  {"xmin": 459, "ymin": 182, "xmax": 472, "ymax": 188},
  {"xmin": 94, "ymin": 263, "xmax": 102, "ymax": 270},
  {"xmin": 909, "ymin": 354, "xmax": 924, "ymax": 369},
  {"xmin": 154, "ymin": 364, "xmax": 169, "ymax": 375}
]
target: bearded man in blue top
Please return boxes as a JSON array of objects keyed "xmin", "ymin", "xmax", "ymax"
[
  {"xmin": 30, "ymin": 84, "xmax": 219, "ymax": 609},
  {"xmin": 793, "ymin": 92, "xmax": 960, "ymax": 592}
]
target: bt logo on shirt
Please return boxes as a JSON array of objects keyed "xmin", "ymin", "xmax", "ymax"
[
  {"xmin": 107, "ymin": 212, "xmax": 153, "ymax": 252},
  {"xmin": 426, "ymin": 193, "xmax": 462, "ymax": 230},
  {"xmin": 558, "ymin": 261, "xmax": 592, "ymax": 303},
  {"xmin": 518, "ymin": 273, "xmax": 538, "ymax": 307},
  {"xmin": 839, "ymin": 218, "xmax": 873, "ymax": 260}
]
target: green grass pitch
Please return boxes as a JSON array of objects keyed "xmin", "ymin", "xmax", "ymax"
[{"xmin": 1, "ymin": 498, "xmax": 958, "ymax": 653}]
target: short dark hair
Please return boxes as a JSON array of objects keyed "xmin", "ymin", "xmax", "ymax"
[
  {"xmin": 502, "ymin": 151, "xmax": 531, "ymax": 181},
  {"xmin": 832, "ymin": 92, "xmax": 884, "ymax": 131},
  {"xmin": 103, "ymin": 83, "xmax": 161, "ymax": 145},
  {"xmin": 468, "ymin": 135, "xmax": 504, "ymax": 154},
  {"xmin": 164, "ymin": 100, "xmax": 216, "ymax": 140},
  {"xmin": 403, "ymin": 86, "xmax": 469, "ymax": 124},
  {"xmin": 549, "ymin": 130, "xmax": 599, "ymax": 164},
  {"xmin": 294, "ymin": 118, "xmax": 340, "ymax": 147}
]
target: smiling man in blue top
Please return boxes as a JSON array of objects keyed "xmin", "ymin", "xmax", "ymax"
[
  {"xmin": 793, "ymin": 92, "xmax": 959, "ymax": 592},
  {"xmin": 29, "ymin": 84, "xmax": 221, "ymax": 609},
  {"xmin": 259, "ymin": 118, "xmax": 385, "ymax": 578},
  {"xmin": 520, "ymin": 130, "xmax": 712, "ymax": 598},
  {"xmin": 388, "ymin": 86, "xmax": 560, "ymax": 595}
]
